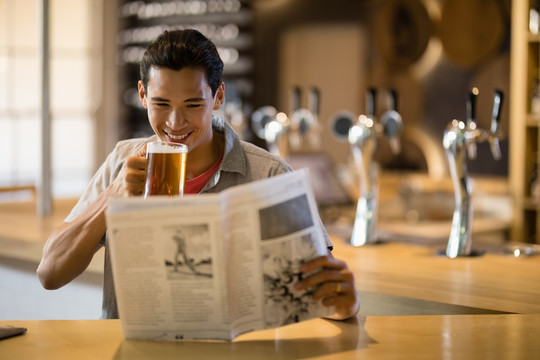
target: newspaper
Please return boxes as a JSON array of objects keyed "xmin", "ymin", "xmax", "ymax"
[{"xmin": 106, "ymin": 169, "xmax": 334, "ymax": 341}]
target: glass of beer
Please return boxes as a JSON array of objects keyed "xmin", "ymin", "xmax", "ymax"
[{"xmin": 144, "ymin": 141, "xmax": 188, "ymax": 198}]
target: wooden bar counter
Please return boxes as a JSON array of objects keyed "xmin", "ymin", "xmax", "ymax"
[
  {"xmin": 1, "ymin": 314, "xmax": 540, "ymax": 359},
  {"xmin": 330, "ymin": 239, "xmax": 540, "ymax": 315}
]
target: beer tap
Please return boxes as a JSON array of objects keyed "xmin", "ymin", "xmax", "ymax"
[
  {"xmin": 348, "ymin": 88, "xmax": 404, "ymax": 246},
  {"xmin": 250, "ymin": 105, "xmax": 289, "ymax": 157},
  {"xmin": 465, "ymin": 87, "xmax": 479, "ymax": 159},
  {"xmin": 320, "ymin": 86, "xmax": 408, "ymax": 245},
  {"xmin": 380, "ymin": 88, "xmax": 404, "ymax": 154},
  {"xmin": 442, "ymin": 88, "xmax": 504, "ymax": 258},
  {"xmin": 289, "ymin": 87, "xmax": 320, "ymax": 150},
  {"xmin": 307, "ymin": 86, "xmax": 321, "ymax": 149}
]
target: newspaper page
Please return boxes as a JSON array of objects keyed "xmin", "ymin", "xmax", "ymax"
[
  {"xmin": 107, "ymin": 195, "xmax": 232, "ymax": 340},
  {"xmin": 106, "ymin": 169, "xmax": 332, "ymax": 341},
  {"xmin": 220, "ymin": 169, "xmax": 334, "ymax": 339}
]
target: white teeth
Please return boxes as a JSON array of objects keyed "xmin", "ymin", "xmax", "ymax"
[{"xmin": 167, "ymin": 133, "xmax": 188, "ymax": 140}]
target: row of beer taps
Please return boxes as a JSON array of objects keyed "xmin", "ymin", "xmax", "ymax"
[
  {"xmin": 250, "ymin": 86, "xmax": 321, "ymax": 157},
  {"xmin": 232, "ymin": 86, "xmax": 504, "ymax": 258},
  {"xmin": 248, "ymin": 86, "xmax": 404, "ymax": 247}
]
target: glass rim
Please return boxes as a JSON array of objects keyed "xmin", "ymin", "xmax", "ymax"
[{"xmin": 146, "ymin": 141, "xmax": 188, "ymax": 153}]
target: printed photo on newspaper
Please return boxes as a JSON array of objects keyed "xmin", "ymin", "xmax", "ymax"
[{"xmin": 106, "ymin": 169, "xmax": 334, "ymax": 341}]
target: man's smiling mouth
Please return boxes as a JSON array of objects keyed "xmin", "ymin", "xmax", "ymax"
[{"xmin": 165, "ymin": 132, "xmax": 189, "ymax": 140}]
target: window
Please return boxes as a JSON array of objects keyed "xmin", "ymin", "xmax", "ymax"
[{"xmin": 0, "ymin": 0, "xmax": 100, "ymax": 199}]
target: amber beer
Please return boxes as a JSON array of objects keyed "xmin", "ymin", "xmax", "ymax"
[{"xmin": 144, "ymin": 141, "xmax": 188, "ymax": 197}]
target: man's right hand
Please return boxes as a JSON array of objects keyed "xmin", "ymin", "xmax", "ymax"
[{"xmin": 110, "ymin": 145, "xmax": 147, "ymax": 197}]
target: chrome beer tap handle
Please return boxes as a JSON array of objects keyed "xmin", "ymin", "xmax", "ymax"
[
  {"xmin": 380, "ymin": 88, "xmax": 404, "ymax": 155},
  {"xmin": 309, "ymin": 86, "xmax": 320, "ymax": 121},
  {"xmin": 288, "ymin": 86, "xmax": 303, "ymax": 150},
  {"xmin": 488, "ymin": 90, "xmax": 504, "ymax": 160},
  {"xmin": 465, "ymin": 88, "xmax": 479, "ymax": 159},
  {"xmin": 306, "ymin": 86, "xmax": 321, "ymax": 149},
  {"xmin": 290, "ymin": 86, "xmax": 301, "ymax": 115},
  {"xmin": 366, "ymin": 87, "xmax": 376, "ymax": 119}
]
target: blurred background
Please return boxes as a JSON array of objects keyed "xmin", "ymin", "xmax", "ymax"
[{"xmin": 0, "ymin": 0, "xmax": 511, "ymax": 199}]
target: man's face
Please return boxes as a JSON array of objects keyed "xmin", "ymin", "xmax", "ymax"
[{"xmin": 138, "ymin": 66, "xmax": 224, "ymax": 154}]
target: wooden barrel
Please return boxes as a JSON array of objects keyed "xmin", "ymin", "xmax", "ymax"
[
  {"xmin": 439, "ymin": 0, "xmax": 506, "ymax": 68},
  {"xmin": 373, "ymin": 0, "xmax": 434, "ymax": 71}
]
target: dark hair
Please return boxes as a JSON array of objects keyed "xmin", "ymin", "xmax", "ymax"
[{"xmin": 140, "ymin": 29, "xmax": 224, "ymax": 95}]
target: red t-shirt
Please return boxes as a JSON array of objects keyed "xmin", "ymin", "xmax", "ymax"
[{"xmin": 184, "ymin": 152, "xmax": 224, "ymax": 194}]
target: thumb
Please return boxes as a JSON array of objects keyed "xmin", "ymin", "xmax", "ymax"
[{"xmin": 134, "ymin": 144, "xmax": 148, "ymax": 158}]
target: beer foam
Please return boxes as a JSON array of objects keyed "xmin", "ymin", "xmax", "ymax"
[{"xmin": 147, "ymin": 141, "xmax": 188, "ymax": 154}]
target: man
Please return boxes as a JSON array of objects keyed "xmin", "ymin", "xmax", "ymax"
[{"xmin": 37, "ymin": 29, "xmax": 360, "ymax": 320}]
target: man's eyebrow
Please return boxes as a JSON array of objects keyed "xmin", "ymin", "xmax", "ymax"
[
  {"xmin": 150, "ymin": 96, "xmax": 170, "ymax": 102},
  {"xmin": 149, "ymin": 96, "xmax": 206, "ymax": 102},
  {"xmin": 184, "ymin": 97, "xmax": 206, "ymax": 102}
]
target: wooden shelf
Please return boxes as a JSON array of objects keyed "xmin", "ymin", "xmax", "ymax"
[
  {"xmin": 528, "ymin": 32, "xmax": 540, "ymax": 42},
  {"xmin": 526, "ymin": 114, "xmax": 540, "ymax": 126},
  {"xmin": 524, "ymin": 197, "xmax": 539, "ymax": 210},
  {"xmin": 510, "ymin": 0, "xmax": 540, "ymax": 244}
]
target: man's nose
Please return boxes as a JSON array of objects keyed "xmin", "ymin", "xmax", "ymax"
[{"xmin": 166, "ymin": 110, "xmax": 184, "ymax": 129}]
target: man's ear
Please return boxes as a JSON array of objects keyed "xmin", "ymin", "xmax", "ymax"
[
  {"xmin": 213, "ymin": 82, "xmax": 225, "ymax": 111},
  {"xmin": 138, "ymin": 80, "xmax": 148, "ymax": 109}
]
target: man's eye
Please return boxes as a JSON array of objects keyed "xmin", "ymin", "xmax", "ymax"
[
  {"xmin": 154, "ymin": 102, "xmax": 169, "ymax": 107},
  {"xmin": 186, "ymin": 104, "xmax": 202, "ymax": 108}
]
